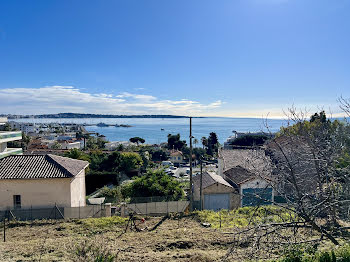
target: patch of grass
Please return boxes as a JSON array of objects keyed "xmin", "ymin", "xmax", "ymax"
[
  {"xmin": 278, "ymin": 244, "xmax": 350, "ymax": 262},
  {"xmin": 336, "ymin": 244, "xmax": 350, "ymax": 261},
  {"xmin": 195, "ymin": 206, "xmax": 296, "ymax": 229},
  {"xmin": 75, "ymin": 216, "xmax": 128, "ymax": 229},
  {"xmin": 73, "ymin": 239, "xmax": 117, "ymax": 262}
]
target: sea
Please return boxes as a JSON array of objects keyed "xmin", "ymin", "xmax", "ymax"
[{"xmin": 14, "ymin": 117, "xmax": 288, "ymax": 145}]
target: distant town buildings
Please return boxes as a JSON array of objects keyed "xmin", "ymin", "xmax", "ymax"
[{"xmin": 105, "ymin": 141, "xmax": 137, "ymax": 150}]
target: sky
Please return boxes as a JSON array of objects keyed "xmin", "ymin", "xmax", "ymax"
[{"xmin": 0, "ymin": 0, "xmax": 350, "ymax": 118}]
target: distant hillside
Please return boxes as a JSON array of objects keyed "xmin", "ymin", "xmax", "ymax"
[{"xmin": 5, "ymin": 113, "xmax": 200, "ymax": 119}]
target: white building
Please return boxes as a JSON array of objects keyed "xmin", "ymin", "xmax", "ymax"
[
  {"xmin": 0, "ymin": 154, "xmax": 89, "ymax": 210},
  {"xmin": 8, "ymin": 121, "xmax": 38, "ymax": 134},
  {"xmin": 0, "ymin": 118, "xmax": 23, "ymax": 159},
  {"xmin": 60, "ymin": 141, "xmax": 83, "ymax": 150},
  {"xmin": 105, "ymin": 141, "xmax": 136, "ymax": 150}
]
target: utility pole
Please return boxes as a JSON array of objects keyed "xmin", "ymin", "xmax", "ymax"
[
  {"xmin": 200, "ymin": 157, "xmax": 203, "ymax": 211},
  {"xmin": 189, "ymin": 117, "xmax": 193, "ymax": 211}
]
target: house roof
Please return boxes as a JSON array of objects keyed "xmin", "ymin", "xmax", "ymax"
[
  {"xmin": 170, "ymin": 151, "xmax": 183, "ymax": 156},
  {"xmin": 193, "ymin": 171, "xmax": 233, "ymax": 190},
  {"xmin": 0, "ymin": 154, "xmax": 89, "ymax": 180},
  {"xmin": 224, "ymin": 165, "xmax": 256, "ymax": 185},
  {"xmin": 219, "ymin": 149, "xmax": 272, "ymax": 177}
]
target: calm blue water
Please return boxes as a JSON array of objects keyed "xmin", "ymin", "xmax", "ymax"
[{"xmin": 14, "ymin": 117, "xmax": 287, "ymax": 144}]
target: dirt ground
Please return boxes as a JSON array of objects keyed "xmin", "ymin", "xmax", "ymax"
[{"xmin": 0, "ymin": 216, "xmax": 237, "ymax": 262}]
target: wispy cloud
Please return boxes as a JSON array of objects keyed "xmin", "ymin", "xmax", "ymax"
[
  {"xmin": 115, "ymin": 92, "xmax": 156, "ymax": 101},
  {"xmin": 0, "ymin": 86, "xmax": 223, "ymax": 116}
]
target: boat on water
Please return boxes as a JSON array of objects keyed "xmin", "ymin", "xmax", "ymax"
[
  {"xmin": 96, "ymin": 122, "xmax": 109, "ymax": 127},
  {"xmin": 161, "ymin": 128, "xmax": 165, "ymax": 131},
  {"xmin": 115, "ymin": 124, "xmax": 132, "ymax": 128}
]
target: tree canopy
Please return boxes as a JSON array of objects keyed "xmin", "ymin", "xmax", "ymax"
[
  {"xmin": 121, "ymin": 169, "xmax": 184, "ymax": 200},
  {"xmin": 231, "ymin": 134, "xmax": 269, "ymax": 147},
  {"xmin": 64, "ymin": 149, "xmax": 143, "ymax": 175},
  {"xmin": 266, "ymin": 110, "xmax": 350, "ymax": 245},
  {"xmin": 201, "ymin": 132, "xmax": 219, "ymax": 156},
  {"xmin": 129, "ymin": 137, "xmax": 145, "ymax": 145},
  {"xmin": 167, "ymin": 133, "xmax": 186, "ymax": 150}
]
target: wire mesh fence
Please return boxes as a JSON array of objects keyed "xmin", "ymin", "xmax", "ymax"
[
  {"xmin": 102, "ymin": 195, "xmax": 188, "ymax": 204},
  {"xmin": 125, "ymin": 200, "xmax": 189, "ymax": 215},
  {"xmin": 0, "ymin": 204, "xmax": 110, "ymax": 222}
]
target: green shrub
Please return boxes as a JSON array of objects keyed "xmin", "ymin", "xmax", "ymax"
[
  {"xmin": 76, "ymin": 216, "xmax": 127, "ymax": 229},
  {"xmin": 74, "ymin": 239, "xmax": 117, "ymax": 262},
  {"xmin": 98, "ymin": 186, "xmax": 123, "ymax": 203},
  {"xmin": 121, "ymin": 169, "xmax": 184, "ymax": 201},
  {"xmin": 278, "ymin": 244, "xmax": 350, "ymax": 262},
  {"xmin": 336, "ymin": 244, "xmax": 350, "ymax": 262},
  {"xmin": 318, "ymin": 251, "xmax": 336, "ymax": 262}
]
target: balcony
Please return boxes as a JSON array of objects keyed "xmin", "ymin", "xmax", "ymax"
[
  {"xmin": 0, "ymin": 131, "xmax": 22, "ymax": 143},
  {"xmin": 0, "ymin": 148, "xmax": 23, "ymax": 159}
]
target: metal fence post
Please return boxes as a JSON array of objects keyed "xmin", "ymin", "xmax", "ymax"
[{"xmin": 3, "ymin": 217, "xmax": 5, "ymax": 242}]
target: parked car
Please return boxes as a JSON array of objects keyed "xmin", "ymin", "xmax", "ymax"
[{"xmin": 162, "ymin": 161, "xmax": 173, "ymax": 166}]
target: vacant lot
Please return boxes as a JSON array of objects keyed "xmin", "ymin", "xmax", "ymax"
[{"xmin": 0, "ymin": 215, "xmax": 236, "ymax": 262}]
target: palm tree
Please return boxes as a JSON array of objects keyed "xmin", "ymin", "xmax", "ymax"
[
  {"xmin": 193, "ymin": 138, "xmax": 198, "ymax": 148},
  {"xmin": 201, "ymin": 137, "xmax": 208, "ymax": 150}
]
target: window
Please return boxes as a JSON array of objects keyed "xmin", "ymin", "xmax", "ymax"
[{"xmin": 13, "ymin": 195, "xmax": 21, "ymax": 209}]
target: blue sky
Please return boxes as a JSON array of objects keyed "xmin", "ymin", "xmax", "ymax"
[{"xmin": 0, "ymin": 0, "xmax": 350, "ymax": 117}]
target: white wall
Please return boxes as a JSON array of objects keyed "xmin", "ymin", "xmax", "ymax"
[
  {"xmin": 0, "ymin": 178, "xmax": 72, "ymax": 210},
  {"xmin": 70, "ymin": 170, "xmax": 86, "ymax": 207},
  {"xmin": 0, "ymin": 142, "xmax": 6, "ymax": 152},
  {"xmin": 61, "ymin": 142, "xmax": 81, "ymax": 150},
  {"xmin": 218, "ymin": 157, "xmax": 224, "ymax": 177}
]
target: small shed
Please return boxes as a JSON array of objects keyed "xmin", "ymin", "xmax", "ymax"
[{"xmin": 193, "ymin": 172, "xmax": 239, "ymax": 211}]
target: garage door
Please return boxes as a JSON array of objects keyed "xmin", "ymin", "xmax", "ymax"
[
  {"xmin": 204, "ymin": 193, "xmax": 230, "ymax": 211},
  {"xmin": 242, "ymin": 188, "xmax": 273, "ymax": 207}
]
